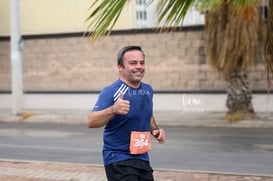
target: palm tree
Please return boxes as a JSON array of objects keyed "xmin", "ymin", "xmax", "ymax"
[
  {"xmin": 86, "ymin": 0, "xmax": 268, "ymax": 120},
  {"xmin": 200, "ymin": 0, "xmax": 263, "ymax": 120}
]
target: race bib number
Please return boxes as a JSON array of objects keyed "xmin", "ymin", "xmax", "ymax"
[{"xmin": 130, "ymin": 131, "xmax": 151, "ymax": 154}]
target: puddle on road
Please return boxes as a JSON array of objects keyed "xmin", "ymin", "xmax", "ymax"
[{"xmin": 255, "ymin": 144, "xmax": 273, "ymax": 151}]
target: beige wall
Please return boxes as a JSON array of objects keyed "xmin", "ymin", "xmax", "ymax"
[
  {"xmin": 0, "ymin": 28, "xmax": 269, "ymax": 92},
  {"xmin": 0, "ymin": 0, "xmax": 10, "ymax": 35},
  {"xmin": 0, "ymin": 0, "xmax": 134, "ymax": 35}
]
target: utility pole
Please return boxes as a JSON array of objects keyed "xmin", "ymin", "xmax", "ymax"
[{"xmin": 10, "ymin": 0, "xmax": 23, "ymax": 115}]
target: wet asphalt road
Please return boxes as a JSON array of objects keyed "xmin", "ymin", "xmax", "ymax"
[{"xmin": 0, "ymin": 122, "xmax": 273, "ymax": 175}]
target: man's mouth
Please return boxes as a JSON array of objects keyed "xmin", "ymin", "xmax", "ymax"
[{"xmin": 133, "ymin": 71, "xmax": 143, "ymax": 76}]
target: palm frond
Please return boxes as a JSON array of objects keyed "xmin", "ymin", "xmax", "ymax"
[
  {"xmin": 205, "ymin": 0, "xmax": 261, "ymax": 78},
  {"xmin": 196, "ymin": 0, "xmax": 222, "ymax": 12},
  {"xmin": 229, "ymin": 0, "xmax": 259, "ymax": 21},
  {"xmin": 157, "ymin": 0, "xmax": 194, "ymax": 30},
  {"xmin": 85, "ymin": 0, "xmax": 127, "ymax": 43},
  {"xmin": 229, "ymin": 0, "xmax": 258, "ymax": 8}
]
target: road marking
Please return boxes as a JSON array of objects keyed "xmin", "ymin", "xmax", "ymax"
[{"xmin": 0, "ymin": 143, "xmax": 100, "ymax": 152}]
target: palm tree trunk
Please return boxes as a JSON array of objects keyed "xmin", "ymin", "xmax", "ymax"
[{"xmin": 226, "ymin": 68, "xmax": 255, "ymax": 118}]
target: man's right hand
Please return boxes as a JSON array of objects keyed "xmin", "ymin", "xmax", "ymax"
[{"xmin": 112, "ymin": 92, "xmax": 130, "ymax": 115}]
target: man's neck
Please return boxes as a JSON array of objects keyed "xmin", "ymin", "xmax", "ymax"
[{"xmin": 119, "ymin": 78, "xmax": 140, "ymax": 88}]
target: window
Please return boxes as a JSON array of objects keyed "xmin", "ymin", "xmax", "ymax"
[
  {"xmin": 260, "ymin": 6, "xmax": 268, "ymax": 21},
  {"xmin": 135, "ymin": 0, "xmax": 152, "ymax": 28},
  {"xmin": 259, "ymin": 0, "xmax": 268, "ymax": 21},
  {"xmin": 136, "ymin": 0, "xmax": 146, "ymax": 5},
  {"xmin": 136, "ymin": 10, "xmax": 147, "ymax": 20}
]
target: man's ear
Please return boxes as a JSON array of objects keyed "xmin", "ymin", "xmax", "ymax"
[{"xmin": 117, "ymin": 64, "xmax": 123, "ymax": 72}]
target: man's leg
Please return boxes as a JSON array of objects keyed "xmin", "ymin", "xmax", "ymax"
[
  {"xmin": 105, "ymin": 162, "xmax": 139, "ymax": 181},
  {"xmin": 105, "ymin": 159, "xmax": 154, "ymax": 181}
]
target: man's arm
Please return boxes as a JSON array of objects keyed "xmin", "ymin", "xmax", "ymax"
[
  {"xmin": 88, "ymin": 92, "xmax": 130, "ymax": 128},
  {"xmin": 150, "ymin": 115, "xmax": 166, "ymax": 144},
  {"xmin": 87, "ymin": 106, "xmax": 114, "ymax": 128},
  {"xmin": 150, "ymin": 115, "xmax": 159, "ymax": 131}
]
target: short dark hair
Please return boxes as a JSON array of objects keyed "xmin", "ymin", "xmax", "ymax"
[{"xmin": 117, "ymin": 45, "xmax": 145, "ymax": 67}]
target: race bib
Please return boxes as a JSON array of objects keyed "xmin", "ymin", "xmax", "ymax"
[{"xmin": 130, "ymin": 131, "xmax": 151, "ymax": 154}]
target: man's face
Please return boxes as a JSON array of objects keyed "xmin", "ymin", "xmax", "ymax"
[{"xmin": 118, "ymin": 50, "xmax": 145, "ymax": 87}]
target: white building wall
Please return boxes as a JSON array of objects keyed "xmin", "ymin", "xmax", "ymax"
[{"xmin": 135, "ymin": 0, "xmax": 204, "ymax": 28}]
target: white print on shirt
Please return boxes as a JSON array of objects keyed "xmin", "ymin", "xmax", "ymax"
[
  {"xmin": 128, "ymin": 89, "xmax": 150, "ymax": 97},
  {"xmin": 113, "ymin": 84, "xmax": 129, "ymax": 102},
  {"xmin": 113, "ymin": 83, "xmax": 151, "ymax": 102}
]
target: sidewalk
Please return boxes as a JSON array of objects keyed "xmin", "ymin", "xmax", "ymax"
[
  {"xmin": 1, "ymin": 109, "xmax": 273, "ymax": 181},
  {"xmin": 1, "ymin": 159, "xmax": 273, "ymax": 181},
  {"xmin": 1, "ymin": 109, "xmax": 273, "ymax": 128}
]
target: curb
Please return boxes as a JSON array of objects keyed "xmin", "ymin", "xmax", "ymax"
[{"xmin": 1, "ymin": 110, "xmax": 273, "ymax": 128}]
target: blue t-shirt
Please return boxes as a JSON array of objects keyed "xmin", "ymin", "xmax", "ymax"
[{"xmin": 92, "ymin": 79, "xmax": 153, "ymax": 166}]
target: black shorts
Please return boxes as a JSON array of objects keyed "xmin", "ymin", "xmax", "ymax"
[{"xmin": 105, "ymin": 159, "xmax": 154, "ymax": 181}]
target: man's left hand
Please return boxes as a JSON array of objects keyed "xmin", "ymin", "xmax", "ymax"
[{"xmin": 152, "ymin": 129, "xmax": 166, "ymax": 144}]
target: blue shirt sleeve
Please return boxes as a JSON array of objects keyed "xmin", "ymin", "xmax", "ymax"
[{"xmin": 92, "ymin": 87, "xmax": 114, "ymax": 111}]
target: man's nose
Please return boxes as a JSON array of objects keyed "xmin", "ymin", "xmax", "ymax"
[{"xmin": 136, "ymin": 62, "xmax": 143, "ymax": 68}]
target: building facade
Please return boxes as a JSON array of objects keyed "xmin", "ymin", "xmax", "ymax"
[{"xmin": 0, "ymin": 0, "xmax": 269, "ymax": 92}]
